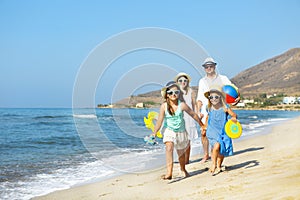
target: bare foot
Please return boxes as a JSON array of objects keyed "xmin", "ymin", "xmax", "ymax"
[
  {"xmin": 183, "ymin": 170, "xmax": 190, "ymax": 177},
  {"xmin": 161, "ymin": 174, "xmax": 172, "ymax": 180},
  {"xmin": 209, "ymin": 165, "xmax": 216, "ymax": 175},
  {"xmin": 200, "ymin": 155, "xmax": 210, "ymax": 163},
  {"xmin": 212, "ymin": 168, "xmax": 222, "ymax": 176},
  {"xmin": 220, "ymin": 165, "xmax": 226, "ymax": 171},
  {"xmin": 216, "ymin": 167, "xmax": 222, "ymax": 172}
]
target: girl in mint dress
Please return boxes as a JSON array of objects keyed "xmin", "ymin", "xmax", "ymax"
[
  {"xmin": 204, "ymin": 88, "xmax": 237, "ymax": 175},
  {"xmin": 151, "ymin": 81, "xmax": 205, "ymax": 180}
]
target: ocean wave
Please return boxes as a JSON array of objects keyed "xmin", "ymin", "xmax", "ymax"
[
  {"xmin": 30, "ymin": 121, "xmax": 72, "ymax": 126},
  {"xmin": 267, "ymin": 117, "xmax": 288, "ymax": 122},
  {"xmin": 73, "ymin": 114, "xmax": 97, "ymax": 119},
  {"xmin": 1, "ymin": 114, "xmax": 21, "ymax": 117},
  {"xmin": 0, "ymin": 160, "xmax": 115, "ymax": 200},
  {"xmin": 98, "ymin": 116, "xmax": 114, "ymax": 121},
  {"xmin": 91, "ymin": 146, "xmax": 165, "ymax": 173},
  {"xmin": 239, "ymin": 117, "xmax": 290, "ymax": 137},
  {"xmin": 248, "ymin": 115, "xmax": 258, "ymax": 119},
  {"xmin": 33, "ymin": 115, "xmax": 70, "ymax": 119}
]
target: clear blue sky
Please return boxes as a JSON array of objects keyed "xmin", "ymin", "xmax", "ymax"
[{"xmin": 1, "ymin": 0, "xmax": 299, "ymax": 108}]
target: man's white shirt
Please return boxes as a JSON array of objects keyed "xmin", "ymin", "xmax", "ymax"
[{"xmin": 196, "ymin": 73, "xmax": 232, "ymax": 122}]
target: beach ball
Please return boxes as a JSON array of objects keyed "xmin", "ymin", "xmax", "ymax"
[{"xmin": 222, "ymin": 85, "xmax": 239, "ymax": 104}]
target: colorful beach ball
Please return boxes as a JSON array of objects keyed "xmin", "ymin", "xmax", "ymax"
[
  {"xmin": 225, "ymin": 120, "xmax": 242, "ymax": 139},
  {"xmin": 222, "ymin": 85, "xmax": 239, "ymax": 104}
]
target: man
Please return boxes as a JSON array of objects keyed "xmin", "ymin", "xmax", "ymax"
[{"xmin": 196, "ymin": 57, "xmax": 240, "ymax": 163}]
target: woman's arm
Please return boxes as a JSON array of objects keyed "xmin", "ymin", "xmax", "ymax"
[
  {"xmin": 191, "ymin": 89, "xmax": 197, "ymax": 112},
  {"xmin": 181, "ymin": 102, "xmax": 205, "ymax": 128},
  {"xmin": 202, "ymin": 113, "xmax": 209, "ymax": 136}
]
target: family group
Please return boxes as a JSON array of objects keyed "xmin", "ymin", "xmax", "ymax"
[{"xmin": 151, "ymin": 57, "xmax": 240, "ymax": 179}]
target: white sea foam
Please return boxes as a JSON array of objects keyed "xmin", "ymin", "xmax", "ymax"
[
  {"xmin": 91, "ymin": 146, "xmax": 165, "ymax": 174},
  {"xmin": 239, "ymin": 117, "xmax": 289, "ymax": 138},
  {"xmin": 73, "ymin": 114, "xmax": 97, "ymax": 119},
  {"xmin": 1, "ymin": 160, "xmax": 115, "ymax": 200},
  {"xmin": 248, "ymin": 115, "xmax": 258, "ymax": 119},
  {"xmin": 2, "ymin": 147, "xmax": 165, "ymax": 200}
]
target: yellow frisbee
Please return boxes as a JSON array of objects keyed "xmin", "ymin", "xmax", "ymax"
[
  {"xmin": 225, "ymin": 120, "xmax": 242, "ymax": 139},
  {"xmin": 144, "ymin": 111, "xmax": 162, "ymax": 138}
]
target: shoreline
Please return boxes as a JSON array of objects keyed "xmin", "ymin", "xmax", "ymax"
[
  {"xmin": 97, "ymin": 106, "xmax": 300, "ymax": 111},
  {"xmin": 33, "ymin": 116, "xmax": 300, "ymax": 200}
]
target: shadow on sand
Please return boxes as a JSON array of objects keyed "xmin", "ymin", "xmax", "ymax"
[
  {"xmin": 168, "ymin": 167, "xmax": 209, "ymax": 184},
  {"xmin": 169, "ymin": 146, "xmax": 264, "ymax": 183},
  {"xmin": 225, "ymin": 147, "xmax": 264, "ymax": 171},
  {"xmin": 233, "ymin": 147, "xmax": 264, "ymax": 156},
  {"xmin": 227, "ymin": 160, "xmax": 260, "ymax": 170}
]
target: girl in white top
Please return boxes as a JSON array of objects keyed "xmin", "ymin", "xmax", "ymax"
[{"xmin": 175, "ymin": 72, "xmax": 199, "ymax": 164}]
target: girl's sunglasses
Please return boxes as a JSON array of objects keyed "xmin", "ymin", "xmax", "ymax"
[
  {"xmin": 167, "ymin": 90, "xmax": 180, "ymax": 95},
  {"xmin": 209, "ymin": 95, "xmax": 220, "ymax": 100}
]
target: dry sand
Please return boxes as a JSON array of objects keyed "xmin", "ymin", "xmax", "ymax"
[{"xmin": 33, "ymin": 117, "xmax": 300, "ymax": 200}]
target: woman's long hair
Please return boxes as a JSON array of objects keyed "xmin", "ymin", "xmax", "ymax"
[{"xmin": 177, "ymin": 75, "xmax": 190, "ymax": 95}]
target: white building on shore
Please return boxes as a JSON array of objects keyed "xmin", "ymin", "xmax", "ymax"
[{"xmin": 283, "ymin": 97, "xmax": 297, "ymax": 104}]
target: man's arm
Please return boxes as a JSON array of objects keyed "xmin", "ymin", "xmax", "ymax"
[
  {"xmin": 196, "ymin": 78, "xmax": 207, "ymax": 116},
  {"xmin": 220, "ymin": 75, "xmax": 241, "ymax": 106}
]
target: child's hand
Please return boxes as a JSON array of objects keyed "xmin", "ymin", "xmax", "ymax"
[
  {"xmin": 150, "ymin": 132, "xmax": 156, "ymax": 138},
  {"xmin": 231, "ymin": 116, "xmax": 237, "ymax": 123},
  {"xmin": 198, "ymin": 112, "xmax": 204, "ymax": 119},
  {"xmin": 201, "ymin": 127, "xmax": 206, "ymax": 135}
]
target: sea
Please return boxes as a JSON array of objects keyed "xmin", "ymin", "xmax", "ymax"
[{"xmin": 1, "ymin": 108, "xmax": 300, "ymax": 200}]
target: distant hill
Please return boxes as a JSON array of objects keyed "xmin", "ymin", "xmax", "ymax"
[
  {"xmin": 114, "ymin": 90, "xmax": 162, "ymax": 107},
  {"xmin": 113, "ymin": 48, "xmax": 300, "ymax": 107},
  {"xmin": 231, "ymin": 48, "xmax": 300, "ymax": 97}
]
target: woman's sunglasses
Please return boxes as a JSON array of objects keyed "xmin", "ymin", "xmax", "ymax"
[
  {"xmin": 178, "ymin": 78, "xmax": 188, "ymax": 83},
  {"xmin": 209, "ymin": 95, "xmax": 220, "ymax": 100},
  {"xmin": 167, "ymin": 90, "xmax": 180, "ymax": 95}
]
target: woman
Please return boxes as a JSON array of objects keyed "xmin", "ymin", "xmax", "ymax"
[{"xmin": 175, "ymin": 72, "xmax": 198, "ymax": 164}]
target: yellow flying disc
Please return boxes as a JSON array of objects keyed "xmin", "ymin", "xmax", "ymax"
[
  {"xmin": 144, "ymin": 111, "xmax": 162, "ymax": 138},
  {"xmin": 224, "ymin": 120, "xmax": 242, "ymax": 139}
]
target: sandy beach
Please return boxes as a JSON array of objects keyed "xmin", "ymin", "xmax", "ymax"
[{"xmin": 33, "ymin": 117, "xmax": 300, "ymax": 200}]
